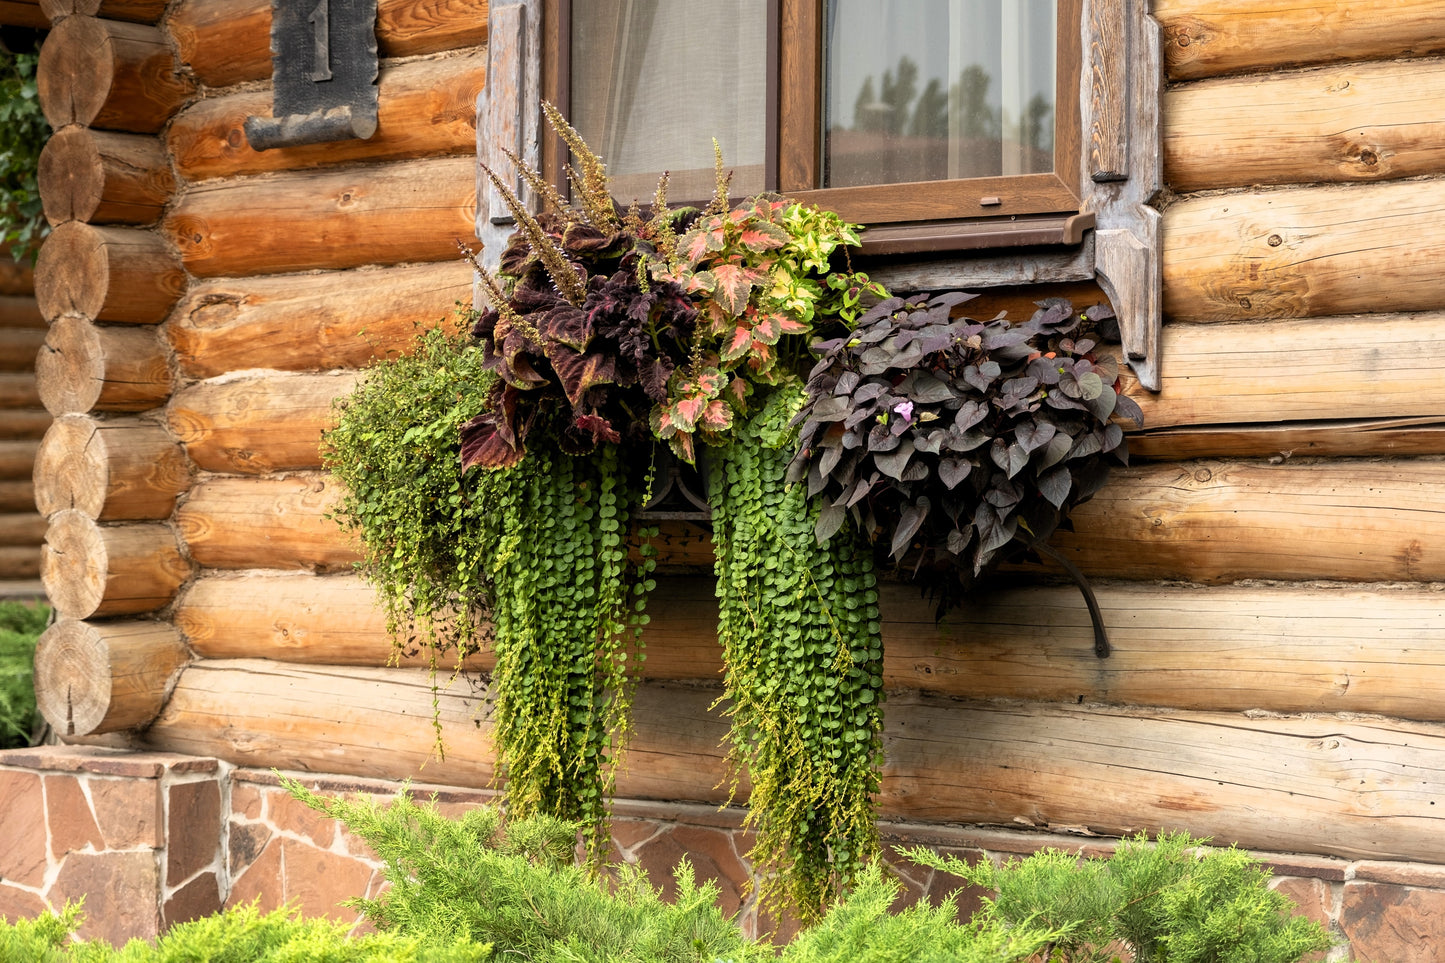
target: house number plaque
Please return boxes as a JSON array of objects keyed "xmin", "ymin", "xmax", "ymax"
[{"xmin": 243, "ymin": 0, "xmax": 379, "ymax": 150}]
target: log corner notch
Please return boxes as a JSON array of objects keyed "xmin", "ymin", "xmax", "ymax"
[
  {"xmin": 34, "ymin": 619, "xmax": 188, "ymax": 736},
  {"xmin": 1082, "ymin": 0, "xmax": 1164, "ymax": 392}
]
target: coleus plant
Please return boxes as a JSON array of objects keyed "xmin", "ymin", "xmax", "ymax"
[
  {"xmin": 460, "ymin": 106, "xmax": 875, "ymax": 470},
  {"xmin": 788, "ymin": 294, "xmax": 1143, "ymax": 633}
]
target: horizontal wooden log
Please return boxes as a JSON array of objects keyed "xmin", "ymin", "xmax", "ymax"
[
  {"xmin": 169, "ymin": 53, "xmax": 486, "ymax": 182},
  {"xmin": 0, "ymin": 512, "xmax": 46, "ymax": 545},
  {"xmin": 1163, "ymin": 180, "xmax": 1445, "ymax": 323},
  {"xmin": 39, "ymin": 0, "xmax": 166, "ymax": 24},
  {"xmin": 164, "ymin": 157, "xmax": 476, "ymax": 277},
  {"xmin": 35, "ymin": 317, "xmax": 170, "ymax": 415},
  {"xmin": 171, "ymin": 572, "xmax": 1445, "ymax": 723},
  {"xmin": 167, "ymin": 261, "xmax": 472, "ymax": 379},
  {"xmin": 138, "ymin": 660, "xmax": 1445, "ymax": 863},
  {"xmin": 0, "ymin": 0, "xmax": 48, "ymax": 27},
  {"xmin": 33, "ymin": 414, "xmax": 190, "ymax": 519},
  {"xmin": 37, "ymin": 16, "xmax": 194, "ymax": 132},
  {"xmin": 35, "ymin": 222, "xmax": 186, "ymax": 324},
  {"xmin": 39, "ymin": 127, "xmax": 174, "ymax": 225},
  {"xmin": 0, "ymin": 372, "xmax": 40, "ymax": 408},
  {"xmin": 0, "ymin": 259, "xmax": 35, "ymax": 297},
  {"xmin": 1121, "ymin": 313, "xmax": 1445, "ymax": 432},
  {"xmin": 0, "ymin": 296, "xmax": 43, "ymax": 328},
  {"xmin": 1, "ymin": 411, "xmax": 51, "ymax": 441},
  {"xmin": 169, "ymin": 0, "xmax": 488, "ymax": 89},
  {"xmin": 0, "ymin": 328, "xmax": 44, "ymax": 372},
  {"xmin": 0, "ymin": 546, "xmax": 40, "ymax": 579},
  {"xmin": 0, "ymin": 441, "xmax": 38, "ymax": 479},
  {"xmin": 1130, "ymin": 420, "xmax": 1445, "ymax": 462},
  {"xmin": 34, "ymin": 619, "xmax": 187, "ymax": 736},
  {"xmin": 1155, "ymin": 0, "xmax": 1445, "ymax": 81},
  {"xmin": 1056, "ymin": 459, "xmax": 1445, "ymax": 583},
  {"xmin": 0, "ymin": 480, "xmax": 35, "ymax": 513},
  {"xmin": 1165, "ymin": 59, "xmax": 1445, "ymax": 193},
  {"xmin": 40, "ymin": 509, "xmax": 189, "ymax": 618},
  {"xmin": 176, "ymin": 474, "xmax": 360, "ymax": 572},
  {"xmin": 168, "ymin": 372, "xmax": 359, "ymax": 474}
]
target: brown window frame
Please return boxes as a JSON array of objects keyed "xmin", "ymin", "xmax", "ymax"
[{"xmin": 541, "ymin": 0, "xmax": 1087, "ymax": 252}]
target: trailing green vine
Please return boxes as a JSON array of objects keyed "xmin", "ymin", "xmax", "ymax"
[
  {"xmin": 709, "ymin": 385, "xmax": 884, "ymax": 920},
  {"xmin": 0, "ymin": 45, "xmax": 48, "ymax": 261}
]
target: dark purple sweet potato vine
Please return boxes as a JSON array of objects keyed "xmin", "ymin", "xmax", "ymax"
[{"xmin": 787, "ymin": 293, "xmax": 1142, "ymax": 605}]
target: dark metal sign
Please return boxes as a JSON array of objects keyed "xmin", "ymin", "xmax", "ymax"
[{"xmin": 243, "ymin": 0, "xmax": 379, "ymax": 151}]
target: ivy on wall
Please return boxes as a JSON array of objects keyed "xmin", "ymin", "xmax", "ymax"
[{"xmin": 0, "ymin": 43, "xmax": 48, "ymax": 260}]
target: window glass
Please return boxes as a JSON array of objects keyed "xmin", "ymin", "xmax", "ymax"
[
  {"xmin": 823, "ymin": 0, "xmax": 1056, "ymax": 189},
  {"xmin": 570, "ymin": 0, "xmax": 768, "ymax": 202}
]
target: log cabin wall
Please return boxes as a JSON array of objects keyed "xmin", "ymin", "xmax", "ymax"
[
  {"xmin": 0, "ymin": 251, "xmax": 47, "ymax": 593},
  {"xmin": 11, "ymin": 0, "xmax": 1445, "ymax": 955}
]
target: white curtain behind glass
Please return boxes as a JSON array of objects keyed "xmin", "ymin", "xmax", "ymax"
[{"xmin": 571, "ymin": 0, "xmax": 768, "ymax": 202}]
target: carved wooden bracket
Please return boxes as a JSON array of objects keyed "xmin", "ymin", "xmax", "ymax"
[{"xmin": 243, "ymin": 0, "xmax": 379, "ymax": 151}]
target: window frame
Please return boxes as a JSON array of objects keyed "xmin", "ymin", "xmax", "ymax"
[{"xmin": 541, "ymin": 0, "xmax": 1085, "ymax": 243}]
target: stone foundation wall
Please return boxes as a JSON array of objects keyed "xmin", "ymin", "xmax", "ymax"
[{"xmin": 0, "ymin": 745, "xmax": 1439, "ymax": 960}]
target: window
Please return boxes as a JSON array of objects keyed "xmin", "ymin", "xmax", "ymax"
[
  {"xmin": 543, "ymin": 0, "xmax": 1087, "ymax": 252},
  {"xmin": 482, "ymin": 0, "xmax": 1165, "ymax": 389}
]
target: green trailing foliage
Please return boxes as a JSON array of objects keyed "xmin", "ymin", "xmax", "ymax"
[
  {"xmin": 0, "ymin": 600, "xmax": 48, "ymax": 749},
  {"xmin": 905, "ymin": 831, "xmax": 1333, "ymax": 963},
  {"xmin": 325, "ymin": 324, "xmax": 656, "ymax": 859},
  {"xmin": 0, "ymin": 44, "xmax": 48, "ymax": 261},
  {"xmin": 708, "ymin": 386, "xmax": 884, "ymax": 920},
  {"xmin": 790, "ymin": 293, "xmax": 1141, "ymax": 610}
]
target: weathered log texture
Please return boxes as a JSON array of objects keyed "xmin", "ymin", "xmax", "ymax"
[
  {"xmin": 37, "ymin": 16, "xmax": 194, "ymax": 132},
  {"xmin": 0, "ymin": 258, "xmax": 35, "ymax": 297},
  {"xmin": 0, "ymin": 441, "xmax": 39, "ymax": 479},
  {"xmin": 0, "ymin": 372, "xmax": 40, "ymax": 408},
  {"xmin": 169, "ymin": 53, "xmax": 486, "ymax": 182},
  {"xmin": 176, "ymin": 475, "xmax": 360, "ymax": 572},
  {"xmin": 1163, "ymin": 180, "xmax": 1445, "ymax": 323},
  {"xmin": 40, "ymin": 510, "xmax": 189, "ymax": 618},
  {"xmin": 35, "ymin": 222, "xmax": 186, "ymax": 323},
  {"xmin": 1130, "ymin": 421, "xmax": 1445, "ymax": 462},
  {"xmin": 169, "ymin": 0, "xmax": 488, "ymax": 88},
  {"xmin": 1120, "ymin": 314, "xmax": 1445, "ymax": 432},
  {"xmin": 0, "ymin": 328, "xmax": 45, "ymax": 372},
  {"xmin": 164, "ymin": 157, "xmax": 477, "ymax": 277},
  {"xmin": 168, "ymin": 372, "xmax": 360, "ymax": 474},
  {"xmin": 0, "ymin": 512, "xmax": 46, "ymax": 545},
  {"xmin": 0, "ymin": 296, "xmax": 43, "ymax": 327},
  {"xmin": 170, "ymin": 572, "xmax": 1445, "ymax": 722},
  {"xmin": 35, "ymin": 317, "xmax": 170, "ymax": 414},
  {"xmin": 167, "ymin": 261, "xmax": 471, "ymax": 379},
  {"xmin": 0, "ymin": 546, "xmax": 39, "ymax": 579},
  {"xmin": 0, "ymin": 480, "xmax": 35, "ymax": 513},
  {"xmin": 138, "ymin": 661, "xmax": 1445, "ymax": 863},
  {"xmin": 38, "ymin": 0, "xmax": 166, "ymax": 24},
  {"xmin": 33, "ymin": 619, "xmax": 187, "ymax": 736},
  {"xmin": 33, "ymin": 414, "xmax": 190, "ymax": 519},
  {"xmin": 1056, "ymin": 459, "xmax": 1445, "ymax": 583},
  {"xmin": 1154, "ymin": 0, "xmax": 1445, "ymax": 81},
  {"xmin": 0, "ymin": 0, "xmax": 48, "ymax": 27},
  {"xmin": 1, "ymin": 411, "xmax": 51, "ymax": 441},
  {"xmin": 1165, "ymin": 59, "xmax": 1445, "ymax": 193},
  {"xmin": 39, "ymin": 127, "xmax": 174, "ymax": 225}
]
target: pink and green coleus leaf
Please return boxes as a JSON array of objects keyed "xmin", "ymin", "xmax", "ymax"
[
  {"xmin": 707, "ymin": 258, "xmax": 768, "ymax": 317},
  {"xmin": 737, "ymin": 219, "xmax": 790, "ymax": 253}
]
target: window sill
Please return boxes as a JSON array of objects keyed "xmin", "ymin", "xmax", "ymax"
[{"xmin": 857, "ymin": 212, "xmax": 1096, "ymax": 259}]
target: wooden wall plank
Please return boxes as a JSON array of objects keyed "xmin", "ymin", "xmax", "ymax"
[
  {"xmin": 168, "ymin": 372, "xmax": 359, "ymax": 474},
  {"xmin": 1130, "ymin": 421, "xmax": 1445, "ymax": 462},
  {"xmin": 0, "ymin": 0, "xmax": 49, "ymax": 27},
  {"xmin": 1165, "ymin": 59, "xmax": 1445, "ymax": 193},
  {"xmin": 163, "ymin": 157, "xmax": 477, "ymax": 277},
  {"xmin": 1155, "ymin": 0, "xmax": 1445, "ymax": 81},
  {"xmin": 169, "ymin": 0, "xmax": 489, "ymax": 89},
  {"xmin": 176, "ymin": 474, "xmax": 360, "ymax": 572},
  {"xmin": 1163, "ymin": 180, "xmax": 1445, "ymax": 323},
  {"xmin": 174, "ymin": 572, "xmax": 1445, "ymax": 723},
  {"xmin": 0, "ymin": 296, "xmax": 43, "ymax": 328},
  {"xmin": 169, "ymin": 53, "xmax": 486, "ymax": 182},
  {"xmin": 137, "ymin": 661, "xmax": 1445, "ymax": 863},
  {"xmin": 166, "ymin": 261, "xmax": 471, "ymax": 379}
]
